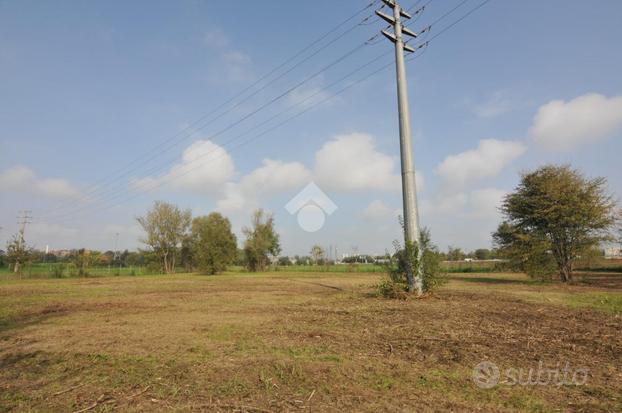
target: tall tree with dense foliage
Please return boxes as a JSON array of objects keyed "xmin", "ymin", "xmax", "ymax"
[
  {"xmin": 191, "ymin": 213, "xmax": 237, "ymax": 275},
  {"xmin": 494, "ymin": 165, "xmax": 617, "ymax": 282},
  {"xmin": 243, "ymin": 209, "xmax": 280, "ymax": 272},
  {"xmin": 474, "ymin": 248, "xmax": 492, "ymax": 260},
  {"xmin": 136, "ymin": 201, "xmax": 192, "ymax": 274}
]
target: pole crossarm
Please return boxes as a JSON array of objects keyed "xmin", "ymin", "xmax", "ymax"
[
  {"xmin": 377, "ymin": 5, "xmax": 428, "ymax": 52},
  {"xmin": 381, "ymin": 0, "xmax": 412, "ymax": 19}
]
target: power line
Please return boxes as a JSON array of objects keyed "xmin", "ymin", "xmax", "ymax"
[
  {"xmin": 17, "ymin": 210, "xmax": 32, "ymax": 239},
  {"xmin": 44, "ymin": 56, "xmax": 399, "ymax": 225},
  {"xmin": 45, "ymin": 42, "xmax": 433, "ymax": 226},
  {"xmin": 101, "ymin": 1, "xmax": 480, "ymax": 205},
  {"xmin": 42, "ymin": 38, "xmax": 384, "ymax": 219},
  {"xmin": 43, "ymin": 1, "xmax": 381, "ymax": 215},
  {"xmin": 425, "ymin": 0, "xmax": 492, "ymax": 42},
  {"xmin": 42, "ymin": 0, "xmax": 489, "ymax": 224},
  {"xmin": 42, "ymin": 0, "xmax": 494, "ymax": 225}
]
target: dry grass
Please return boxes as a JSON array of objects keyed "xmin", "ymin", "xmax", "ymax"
[{"xmin": 1, "ymin": 271, "xmax": 621, "ymax": 412}]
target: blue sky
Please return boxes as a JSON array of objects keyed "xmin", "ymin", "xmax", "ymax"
[{"xmin": 1, "ymin": 0, "xmax": 621, "ymax": 256}]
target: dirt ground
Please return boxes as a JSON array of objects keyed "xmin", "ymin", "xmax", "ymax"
[{"xmin": 1, "ymin": 272, "xmax": 620, "ymax": 412}]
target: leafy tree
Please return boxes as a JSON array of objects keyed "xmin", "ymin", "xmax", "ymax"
[
  {"xmin": 233, "ymin": 248, "xmax": 246, "ymax": 266},
  {"xmin": 278, "ymin": 256, "xmax": 292, "ymax": 266},
  {"xmin": 295, "ymin": 255, "xmax": 311, "ymax": 265},
  {"xmin": 119, "ymin": 250, "xmax": 130, "ymax": 267},
  {"xmin": 243, "ymin": 209, "xmax": 280, "ymax": 272},
  {"xmin": 179, "ymin": 235, "xmax": 194, "ymax": 272},
  {"xmin": 71, "ymin": 248, "xmax": 98, "ymax": 277},
  {"xmin": 494, "ymin": 165, "xmax": 618, "ymax": 282},
  {"xmin": 6, "ymin": 233, "xmax": 32, "ymax": 274},
  {"xmin": 379, "ymin": 228, "xmax": 444, "ymax": 298},
  {"xmin": 310, "ymin": 245, "xmax": 325, "ymax": 264},
  {"xmin": 191, "ymin": 213, "xmax": 237, "ymax": 275},
  {"xmin": 136, "ymin": 201, "xmax": 192, "ymax": 274},
  {"xmin": 474, "ymin": 248, "xmax": 492, "ymax": 260},
  {"xmin": 493, "ymin": 222, "xmax": 557, "ymax": 280},
  {"xmin": 446, "ymin": 246, "xmax": 465, "ymax": 261},
  {"xmin": 126, "ymin": 250, "xmax": 147, "ymax": 267}
]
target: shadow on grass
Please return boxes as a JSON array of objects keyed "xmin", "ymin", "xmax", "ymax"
[
  {"xmin": 0, "ymin": 304, "xmax": 70, "ymax": 335},
  {"xmin": 0, "ymin": 351, "xmax": 45, "ymax": 370},
  {"xmin": 448, "ymin": 275, "xmax": 543, "ymax": 286}
]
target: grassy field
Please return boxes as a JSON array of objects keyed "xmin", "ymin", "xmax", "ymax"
[
  {"xmin": 3, "ymin": 257, "xmax": 620, "ymax": 279},
  {"xmin": 1, "ymin": 271, "xmax": 621, "ymax": 412},
  {"xmin": 0, "ymin": 264, "xmax": 159, "ymax": 278}
]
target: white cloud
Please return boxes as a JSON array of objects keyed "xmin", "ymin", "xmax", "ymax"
[
  {"xmin": 0, "ymin": 165, "xmax": 81, "ymax": 198},
  {"xmin": 217, "ymin": 159, "xmax": 312, "ymax": 214},
  {"xmin": 437, "ymin": 192, "xmax": 468, "ymax": 214},
  {"xmin": 204, "ymin": 28, "xmax": 229, "ymax": 48},
  {"xmin": 216, "ymin": 182, "xmax": 255, "ymax": 214},
  {"xmin": 468, "ymin": 188, "xmax": 506, "ymax": 219},
  {"xmin": 361, "ymin": 200, "xmax": 399, "ymax": 220},
  {"xmin": 239, "ymin": 159, "xmax": 311, "ymax": 193},
  {"xmin": 435, "ymin": 139, "xmax": 526, "ymax": 188},
  {"xmin": 421, "ymin": 187, "xmax": 508, "ymax": 252},
  {"xmin": 424, "ymin": 188, "xmax": 506, "ymax": 220},
  {"xmin": 530, "ymin": 93, "xmax": 622, "ymax": 150},
  {"xmin": 314, "ymin": 133, "xmax": 400, "ymax": 192},
  {"xmin": 131, "ymin": 140, "xmax": 234, "ymax": 194}
]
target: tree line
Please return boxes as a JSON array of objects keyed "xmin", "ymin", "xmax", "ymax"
[
  {"xmin": 2, "ymin": 163, "xmax": 619, "ymax": 286},
  {"xmin": 135, "ymin": 202, "xmax": 280, "ymax": 275}
]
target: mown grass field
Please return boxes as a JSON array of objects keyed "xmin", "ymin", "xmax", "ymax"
[
  {"xmin": 4, "ymin": 257, "xmax": 619, "ymax": 279},
  {"xmin": 1, "ymin": 271, "xmax": 621, "ymax": 412}
]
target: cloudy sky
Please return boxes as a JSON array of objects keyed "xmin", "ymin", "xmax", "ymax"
[{"xmin": 1, "ymin": 0, "xmax": 621, "ymax": 256}]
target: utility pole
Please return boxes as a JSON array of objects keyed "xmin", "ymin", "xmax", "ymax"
[
  {"xmin": 17, "ymin": 210, "xmax": 32, "ymax": 241},
  {"xmin": 376, "ymin": 0, "xmax": 424, "ymax": 294},
  {"xmin": 15, "ymin": 210, "xmax": 32, "ymax": 274}
]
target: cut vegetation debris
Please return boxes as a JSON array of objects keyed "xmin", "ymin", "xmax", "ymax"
[{"xmin": 1, "ymin": 271, "xmax": 621, "ymax": 412}]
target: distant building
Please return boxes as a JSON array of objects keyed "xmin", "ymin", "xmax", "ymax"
[{"xmin": 50, "ymin": 249, "xmax": 72, "ymax": 258}]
